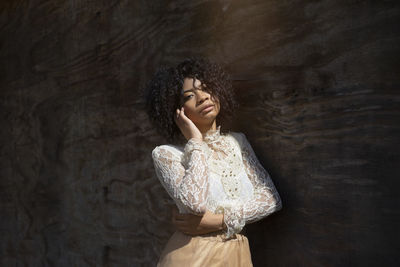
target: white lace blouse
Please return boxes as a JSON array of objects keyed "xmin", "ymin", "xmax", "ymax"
[{"xmin": 151, "ymin": 126, "xmax": 282, "ymax": 238}]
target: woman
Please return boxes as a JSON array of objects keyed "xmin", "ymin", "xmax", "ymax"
[{"xmin": 145, "ymin": 57, "xmax": 282, "ymax": 266}]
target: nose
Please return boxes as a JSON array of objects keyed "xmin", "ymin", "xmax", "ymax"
[{"xmin": 197, "ymin": 90, "xmax": 210, "ymax": 105}]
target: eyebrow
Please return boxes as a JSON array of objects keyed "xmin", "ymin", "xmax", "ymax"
[
  {"xmin": 182, "ymin": 82, "xmax": 207, "ymax": 94},
  {"xmin": 183, "ymin": 88, "xmax": 195, "ymax": 93}
]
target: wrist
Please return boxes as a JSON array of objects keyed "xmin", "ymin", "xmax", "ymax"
[
  {"xmin": 202, "ymin": 211, "xmax": 224, "ymax": 230},
  {"xmin": 213, "ymin": 213, "xmax": 225, "ymax": 231},
  {"xmin": 187, "ymin": 133, "xmax": 203, "ymax": 141},
  {"xmin": 220, "ymin": 214, "xmax": 226, "ymax": 230},
  {"xmin": 187, "ymin": 137, "xmax": 203, "ymax": 145}
]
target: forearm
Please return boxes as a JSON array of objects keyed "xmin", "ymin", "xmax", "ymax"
[
  {"xmin": 241, "ymin": 190, "xmax": 282, "ymax": 224},
  {"xmin": 228, "ymin": 132, "xmax": 282, "ymax": 227},
  {"xmin": 220, "ymin": 187, "xmax": 282, "ymax": 238},
  {"xmin": 201, "ymin": 210, "xmax": 225, "ymax": 231},
  {"xmin": 172, "ymin": 208, "xmax": 226, "ymax": 236},
  {"xmin": 177, "ymin": 139, "xmax": 210, "ymax": 214}
]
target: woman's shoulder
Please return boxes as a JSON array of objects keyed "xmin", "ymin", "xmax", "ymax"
[
  {"xmin": 152, "ymin": 143, "xmax": 184, "ymax": 160},
  {"xmin": 226, "ymin": 131, "xmax": 248, "ymax": 146},
  {"xmin": 228, "ymin": 131, "xmax": 246, "ymax": 139}
]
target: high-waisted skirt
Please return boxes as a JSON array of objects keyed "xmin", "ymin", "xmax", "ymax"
[{"xmin": 157, "ymin": 231, "xmax": 253, "ymax": 267}]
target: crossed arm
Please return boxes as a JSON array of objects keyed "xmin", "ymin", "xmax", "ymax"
[
  {"xmin": 171, "ymin": 205, "xmax": 225, "ymax": 235},
  {"xmin": 152, "ymin": 133, "xmax": 282, "ymax": 236}
]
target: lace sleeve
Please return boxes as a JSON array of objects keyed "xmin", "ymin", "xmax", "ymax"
[
  {"xmin": 222, "ymin": 133, "xmax": 282, "ymax": 237},
  {"xmin": 151, "ymin": 138, "xmax": 210, "ymax": 214}
]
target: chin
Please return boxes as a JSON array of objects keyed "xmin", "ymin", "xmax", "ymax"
[
  {"xmin": 201, "ymin": 114, "xmax": 219, "ymax": 124},
  {"xmin": 203, "ymin": 109, "xmax": 219, "ymax": 117},
  {"xmin": 191, "ymin": 113, "xmax": 217, "ymax": 124}
]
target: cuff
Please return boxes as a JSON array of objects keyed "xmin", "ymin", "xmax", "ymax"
[
  {"xmin": 182, "ymin": 139, "xmax": 209, "ymax": 167},
  {"xmin": 184, "ymin": 138, "xmax": 208, "ymax": 153},
  {"xmin": 218, "ymin": 201, "xmax": 245, "ymax": 239}
]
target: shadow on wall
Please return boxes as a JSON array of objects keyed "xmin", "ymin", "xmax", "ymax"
[{"xmin": 0, "ymin": 0, "xmax": 399, "ymax": 266}]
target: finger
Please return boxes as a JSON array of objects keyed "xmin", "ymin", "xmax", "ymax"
[
  {"xmin": 171, "ymin": 207, "xmax": 181, "ymax": 224},
  {"xmin": 176, "ymin": 108, "xmax": 187, "ymax": 124},
  {"xmin": 174, "ymin": 213, "xmax": 188, "ymax": 221},
  {"xmin": 176, "ymin": 224, "xmax": 193, "ymax": 233},
  {"xmin": 174, "ymin": 110, "xmax": 181, "ymax": 125},
  {"xmin": 180, "ymin": 107, "xmax": 187, "ymax": 119},
  {"xmin": 172, "ymin": 209, "xmax": 190, "ymax": 222},
  {"xmin": 173, "ymin": 219, "xmax": 188, "ymax": 227},
  {"xmin": 177, "ymin": 109, "xmax": 191, "ymax": 125},
  {"xmin": 173, "ymin": 221, "xmax": 191, "ymax": 232},
  {"xmin": 171, "ymin": 207, "xmax": 176, "ymax": 218}
]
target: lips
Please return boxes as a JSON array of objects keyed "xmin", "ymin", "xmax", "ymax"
[{"xmin": 200, "ymin": 103, "xmax": 214, "ymax": 113}]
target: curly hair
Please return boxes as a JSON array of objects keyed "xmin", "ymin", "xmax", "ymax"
[{"xmin": 144, "ymin": 57, "xmax": 237, "ymax": 143}]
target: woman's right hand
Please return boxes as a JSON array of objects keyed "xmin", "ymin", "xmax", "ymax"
[{"xmin": 174, "ymin": 107, "xmax": 203, "ymax": 141}]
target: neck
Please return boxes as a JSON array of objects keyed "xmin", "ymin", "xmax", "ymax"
[{"xmin": 197, "ymin": 120, "xmax": 217, "ymax": 136}]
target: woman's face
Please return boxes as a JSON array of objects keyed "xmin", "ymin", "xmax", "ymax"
[{"xmin": 180, "ymin": 77, "xmax": 220, "ymax": 126}]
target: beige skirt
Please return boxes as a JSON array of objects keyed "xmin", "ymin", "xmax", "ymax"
[{"xmin": 157, "ymin": 231, "xmax": 253, "ymax": 267}]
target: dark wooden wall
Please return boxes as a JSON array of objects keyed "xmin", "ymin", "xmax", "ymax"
[{"xmin": 1, "ymin": 0, "xmax": 399, "ymax": 266}]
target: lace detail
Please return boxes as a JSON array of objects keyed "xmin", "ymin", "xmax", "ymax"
[
  {"xmin": 221, "ymin": 199, "xmax": 246, "ymax": 238},
  {"xmin": 203, "ymin": 125, "xmax": 222, "ymax": 143},
  {"xmin": 182, "ymin": 138, "xmax": 210, "ymax": 168},
  {"xmin": 151, "ymin": 127, "xmax": 282, "ymax": 238},
  {"xmin": 208, "ymin": 137, "xmax": 243, "ymax": 199},
  {"xmin": 218, "ymin": 132, "xmax": 282, "ymax": 238},
  {"xmin": 152, "ymin": 139, "xmax": 210, "ymax": 214}
]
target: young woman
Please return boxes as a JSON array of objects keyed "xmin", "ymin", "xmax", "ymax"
[{"xmin": 145, "ymin": 57, "xmax": 282, "ymax": 266}]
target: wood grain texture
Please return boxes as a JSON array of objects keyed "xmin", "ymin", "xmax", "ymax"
[{"xmin": 1, "ymin": 0, "xmax": 399, "ymax": 266}]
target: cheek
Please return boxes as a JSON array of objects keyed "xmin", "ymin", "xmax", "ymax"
[{"xmin": 182, "ymin": 103, "xmax": 197, "ymax": 118}]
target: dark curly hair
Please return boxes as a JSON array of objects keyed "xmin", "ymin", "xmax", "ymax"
[{"xmin": 144, "ymin": 57, "xmax": 237, "ymax": 143}]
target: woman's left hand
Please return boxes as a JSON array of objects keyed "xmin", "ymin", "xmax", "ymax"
[{"xmin": 171, "ymin": 206, "xmax": 225, "ymax": 236}]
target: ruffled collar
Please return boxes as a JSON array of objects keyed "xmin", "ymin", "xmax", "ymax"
[{"xmin": 203, "ymin": 125, "xmax": 222, "ymax": 143}]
